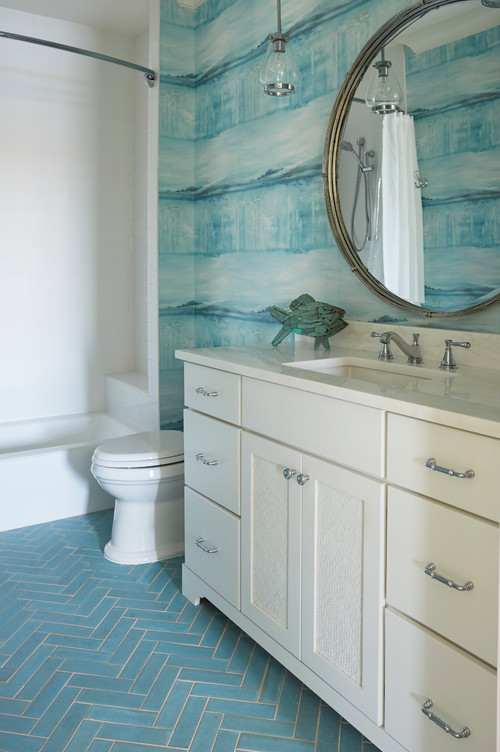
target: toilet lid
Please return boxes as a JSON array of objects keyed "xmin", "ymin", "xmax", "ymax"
[{"xmin": 92, "ymin": 430, "xmax": 184, "ymax": 468}]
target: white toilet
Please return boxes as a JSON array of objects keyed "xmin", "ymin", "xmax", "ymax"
[{"xmin": 91, "ymin": 430, "xmax": 184, "ymax": 565}]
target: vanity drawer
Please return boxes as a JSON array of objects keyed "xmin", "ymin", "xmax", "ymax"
[
  {"xmin": 184, "ymin": 363, "xmax": 241, "ymax": 425},
  {"xmin": 387, "ymin": 487, "xmax": 498, "ymax": 666},
  {"xmin": 241, "ymin": 377, "xmax": 384, "ymax": 477},
  {"xmin": 184, "ymin": 488, "xmax": 240, "ymax": 608},
  {"xmin": 387, "ymin": 413, "xmax": 499, "ymax": 521},
  {"xmin": 385, "ymin": 609, "xmax": 496, "ymax": 752},
  {"xmin": 184, "ymin": 410, "xmax": 240, "ymax": 515}
]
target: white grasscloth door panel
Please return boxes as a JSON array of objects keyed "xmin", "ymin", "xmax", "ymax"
[
  {"xmin": 301, "ymin": 455, "xmax": 386, "ymax": 725},
  {"xmin": 241, "ymin": 432, "xmax": 302, "ymax": 657}
]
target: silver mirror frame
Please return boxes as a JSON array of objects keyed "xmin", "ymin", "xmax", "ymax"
[{"xmin": 323, "ymin": 0, "xmax": 500, "ymax": 318}]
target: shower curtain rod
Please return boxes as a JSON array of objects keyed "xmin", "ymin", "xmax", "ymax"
[{"xmin": 0, "ymin": 30, "xmax": 156, "ymax": 87}]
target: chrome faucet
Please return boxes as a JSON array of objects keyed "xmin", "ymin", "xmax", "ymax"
[{"xmin": 371, "ymin": 331, "xmax": 423, "ymax": 364}]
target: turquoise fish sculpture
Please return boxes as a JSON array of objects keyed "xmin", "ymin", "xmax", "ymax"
[{"xmin": 269, "ymin": 293, "xmax": 347, "ymax": 350}]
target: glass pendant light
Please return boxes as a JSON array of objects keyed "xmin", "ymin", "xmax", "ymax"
[
  {"xmin": 259, "ymin": 0, "xmax": 300, "ymax": 96},
  {"xmin": 365, "ymin": 49, "xmax": 403, "ymax": 114}
]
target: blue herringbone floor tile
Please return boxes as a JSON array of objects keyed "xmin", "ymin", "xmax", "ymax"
[{"xmin": 0, "ymin": 510, "xmax": 382, "ymax": 751}]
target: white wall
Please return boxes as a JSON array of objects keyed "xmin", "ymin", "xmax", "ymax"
[
  {"xmin": 0, "ymin": 6, "xmax": 156, "ymax": 423},
  {"xmin": 133, "ymin": 10, "xmax": 160, "ymax": 401}
]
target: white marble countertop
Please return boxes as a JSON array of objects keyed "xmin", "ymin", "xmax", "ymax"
[{"xmin": 176, "ymin": 340, "xmax": 500, "ymax": 439}]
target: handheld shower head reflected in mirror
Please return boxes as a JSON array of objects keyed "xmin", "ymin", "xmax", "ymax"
[{"xmin": 341, "ymin": 141, "xmax": 373, "ymax": 173}]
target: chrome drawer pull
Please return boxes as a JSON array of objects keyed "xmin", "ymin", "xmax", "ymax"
[
  {"xmin": 425, "ymin": 458, "xmax": 475, "ymax": 479},
  {"xmin": 424, "ymin": 563, "xmax": 474, "ymax": 592},
  {"xmin": 283, "ymin": 468, "xmax": 296, "ymax": 480},
  {"xmin": 195, "ymin": 537, "xmax": 219, "ymax": 554},
  {"xmin": 421, "ymin": 699, "xmax": 471, "ymax": 739},
  {"xmin": 195, "ymin": 387, "xmax": 219, "ymax": 397},
  {"xmin": 196, "ymin": 452, "xmax": 219, "ymax": 466},
  {"xmin": 297, "ymin": 474, "xmax": 310, "ymax": 486}
]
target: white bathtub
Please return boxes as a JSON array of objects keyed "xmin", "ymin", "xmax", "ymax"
[{"xmin": 0, "ymin": 412, "xmax": 137, "ymax": 532}]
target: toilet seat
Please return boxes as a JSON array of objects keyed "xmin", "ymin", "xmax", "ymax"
[{"xmin": 92, "ymin": 430, "xmax": 183, "ymax": 469}]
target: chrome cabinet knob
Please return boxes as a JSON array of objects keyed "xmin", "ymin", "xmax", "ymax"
[
  {"xmin": 297, "ymin": 474, "xmax": 310, "ymax": 485},
  {"xmin": 283, "ymin": 468, "xmax": 296, "ymax": 480}
]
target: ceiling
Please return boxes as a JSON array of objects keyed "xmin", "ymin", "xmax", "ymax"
[
  {"xmin": 398, "ymin": 0, "xmax": 500, "ymax": 53},
  {"xmin": 0, "ymin": 0, "xmax": 151, "ymax": 36}
]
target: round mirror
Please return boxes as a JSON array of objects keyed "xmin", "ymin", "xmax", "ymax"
[{"xmin": 324, "ymin": 0, "xmax": 500, "ymax": 318}]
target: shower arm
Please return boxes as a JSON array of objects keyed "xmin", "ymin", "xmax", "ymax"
[{"xmin": 0, "ymin": 29, "xmax": 157, "ymax": 87}]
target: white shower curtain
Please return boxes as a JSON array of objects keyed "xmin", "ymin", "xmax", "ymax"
[{"xmin": 380, "ymin": 112, "xmax": 425, "ymax": 305}]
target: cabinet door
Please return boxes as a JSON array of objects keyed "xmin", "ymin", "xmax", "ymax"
[
  {"xmin": 241, "ymin": 432, "xmax": 302, "ymax": 656},
  {"xmin": 301, "ymin": 455, "xmax": 385, "ymax": 725}
]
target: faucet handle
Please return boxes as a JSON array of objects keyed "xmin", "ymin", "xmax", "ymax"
[
  {"xmin": 439, "ymin": 340, "xmax": 471, "ymax": 371},
  {"xmin": 371, "ymin": 331, "xmax": 393, "ymax": 360}
]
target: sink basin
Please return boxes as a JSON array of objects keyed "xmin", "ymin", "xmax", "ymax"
[{"xmin": 284, "ymin": 356, "xmax": 441, "ymax": 388}]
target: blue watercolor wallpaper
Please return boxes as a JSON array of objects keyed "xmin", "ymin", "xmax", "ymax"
[{"xmin": 158, "ymin": 0, "xmax": 500, "ymax": 429}]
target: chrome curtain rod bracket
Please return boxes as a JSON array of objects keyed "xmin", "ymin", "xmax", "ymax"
[{"xmin": 0, "ymin": 30, "xmax": 157, "ymax": 87}]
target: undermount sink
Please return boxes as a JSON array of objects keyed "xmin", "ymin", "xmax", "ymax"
[{"xmin": 284, "ymin": 356, "xmax": 442, "ymax": 388}]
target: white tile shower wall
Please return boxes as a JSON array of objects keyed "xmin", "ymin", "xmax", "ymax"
[
  {"xmin": 147, "ymin": 0, "xmax": 160, "ymax": 400},
  {"xmin": 133, "ymin": 26, "xmax": 151, "ymax": 378},
  {"xmin": 0, "ymin": 7, "xmax": 141, "ymax": 423},
  {"xmin": 105, "ymin": 373, "xmax": 159, "ymax": 431}
]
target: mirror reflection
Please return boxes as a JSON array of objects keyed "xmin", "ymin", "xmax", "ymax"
[{"xmin": 336, "ymin": 0, "xmax": 500, "ymax": 313}]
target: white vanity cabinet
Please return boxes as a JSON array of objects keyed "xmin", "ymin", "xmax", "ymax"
[
  {"xmin": 182, "ymin": 362, "xmax": 387, "ymax": 730},
  {"xmin": 178, "ymin": 349, "xmax": 499, "ymax": 752}
]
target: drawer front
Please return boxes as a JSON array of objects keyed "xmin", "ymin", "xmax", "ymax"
[
  {"xmin": 184, "ymin": 410, "xmax": 240, "ymax": 515},
  {"xmin": 184, "ymin": 363, "xmax": 240, "ymax": 424},
  {"xmin": 387, "ymin": 413, "xmax": 499, "ymax": 521},
  {"xmin": 385, "ymin": 609, "xmax": 496, "ymax": 752},
  {"xmin": 184, "ymin": 488, "xmax": 240, "ymax": 608},
  {"xmin": 387, "ymin": 487, "xmax": 498, "ymax": 666},
  {"xmin": 241, "ymin": 378, "xmax": 384, "ymax": 477}
]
